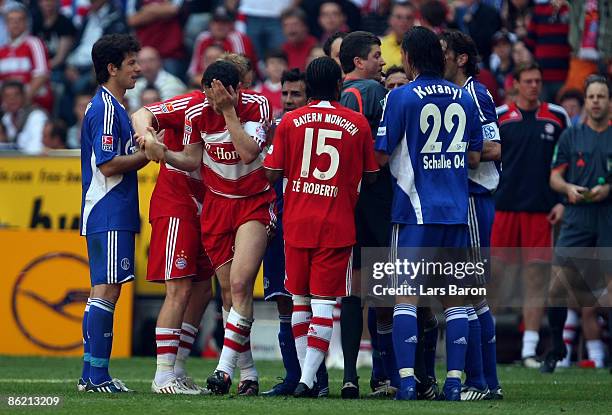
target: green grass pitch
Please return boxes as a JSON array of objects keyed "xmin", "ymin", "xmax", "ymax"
[{"xmin": 0, "ymin": 356, "xmax": 610, "ymax": 414}]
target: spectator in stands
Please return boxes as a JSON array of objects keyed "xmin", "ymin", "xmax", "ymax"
[
  {"xmin": 451, "ymin": 0, "xmax": 501, "ymax": 66},
  {"xmin": 525, "ymin": 0, "xmax": 570, "ymax": 102},
  {"xmin": 559, "ymin": 88, "xmax": 584, "ymax": 125},
  {"xmin": 66, "ymin": 87, "xmax": 95, "ymax": 149},
  {"xmin": 42, "ymin": 118, "xmax": 68, "ymax": 150},
  {"xmin": 254, "ymin": 49, "xmax": 288, "ymax": 118},
  {"xmin": 380, "ymin": 1, "xmax": 415, "ymax": 70},
  {"xmin": 0, "ymin": 4, "xmax": 53, "ymax": 112},
  {"xmin": 565, "ymin": 0, "xmax": 612, "ymax": 93},
  {"xmin": 383, "ymin": 65, "xmax": 408, "ymax": 90},
  {"xmin": 0, "ymin": 1, "xmax": 19, "ymax": 48},
  {"xmin": 139, "ymin": 85, "xmax": 162, "ymax": 108},
  {"xmin": 501, "ymin": 0, "xmax": 533, "ymax": 38},
  {"xmin": 0, "ymin": 80, "xmax": 48, "ymax": 154},
  {"xmin": 360, "ymin": 0, "xmax": 391, "ymax": 36},
  {"xmin": 126, "ymin": 0, "xmax": 186, "ymax": 79},
  {"xmin": 187, "ymin": 43, "xmax": 224, "ymax": 88},
  {"xmin": 65, "ymin": 0, "xmax": 128, "ymax": 94},
  {"xmin": 188, "ymin": 6, "xmax": 258, "ymax": 86},
  {"xmin": 280, "ymin": 8, "xmax": 318, "ymax": 71},
  {"xmin": 420, "ymin": 0, "xmax": 448, "ymax": 34},
  {"xmin": 490, "ymin": 30, "xmax": 515, "ymax": 101},
  {"xmin": 500, "ymin": 40, "xmax": 533, "ymax": 96},
  {"xmin": 238, "ymin": 0, "xmax": 291, "ymax": 62},
  {"xmin": 32, "ymin": 0, "xmax": 76, "ymax": 80},
  {"xmin": 492, "ymin": 62, "xmax": 569, "ymax": 369},
  {"xmin": 322, "ymin": 31, "xmax": 346, "ymax": 68},
  {"xmin": 125, "ymin": 46, "xmax": 186, "ymax": 111},
  {"xmin": 317, "ymin": 0, "xmax": 349, "ymax": 44}
]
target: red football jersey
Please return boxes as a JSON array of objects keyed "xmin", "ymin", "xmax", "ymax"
[
  {"xmin": 145, "ymin": 90, "xmax": 205, "ymax": 222},
  {"xmin": 0, "ymin": 34, "xmax": 53, "ymax": 111},
  {"xmin": 186, "ymin": 90, "xmax": 272, "ymax": 198},
  {"xmin": 264, "ymin": 100, "xmax": 379, "ymax": 248}
]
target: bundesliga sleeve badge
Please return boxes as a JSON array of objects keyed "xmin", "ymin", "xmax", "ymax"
[{"xmin": 102, "ymin": 135, "xmax": 114, "ymax": 152}]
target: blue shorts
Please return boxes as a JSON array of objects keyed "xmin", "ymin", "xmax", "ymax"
[
  {"xmin": 394, "ymin": 223, "xmax": 468, "ymax": 248},
  {"xmin": 391, "ymin": 223, "xmax": 470, "ymax": 289},
  {"xmin": 86, "ymin": 231, "xmax": 136, "ymax": 286},
  {"xmin": 468, "ymin": 193, "xmax": 495, "ymax": 285},
  {"xmin": 263, "ymin": 192, "xmax": 290, "ymax": 301}
]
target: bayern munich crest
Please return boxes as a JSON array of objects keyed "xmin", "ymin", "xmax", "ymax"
[{"xmin": 175, "ymin": 257, "xmax": 188, "ymax": 270}]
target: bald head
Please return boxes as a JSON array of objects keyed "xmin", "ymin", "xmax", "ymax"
[{"xmin": 138, "ymin": 46, "xmax": 162, "ymax": 82}]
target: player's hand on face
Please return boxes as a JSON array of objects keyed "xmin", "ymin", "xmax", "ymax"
[
  {"xmin": 211, "ymin": 79, "xmax": 236, "ymax": 114},
  {"xmin": 547, "ymin": 203, "xmax": 564, "ymax": 225},
  {"xmin": 566, "ymin": 184, "xmax": 588, "ymax": 204},
  {"xmin": 588, "ymin": 184, "xmax": 610, "ymax": 202}
]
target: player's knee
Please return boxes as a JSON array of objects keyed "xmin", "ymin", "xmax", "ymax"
[
  {"xmin": 166, "ymin": 281, "xmax": 192, "ymax": 303},
  {"xmin": 93, "ymin": 283, "xmax": 121, "ymax": 303},
  {"xmin": 230, "ymin": 277, "xmax": 251, "ymax": 297}
]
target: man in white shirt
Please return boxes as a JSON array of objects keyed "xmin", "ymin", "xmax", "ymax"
[
  {"xmin": 1, "ymin": 80, "xmax": 47, "ymax": 154},
  {"xmin": 125, "ymin": 46, "xmax": 186, "ymax": 110}
]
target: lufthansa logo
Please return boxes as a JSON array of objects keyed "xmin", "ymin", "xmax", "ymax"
[{"xmin": 11, "ymin": 252, "xmax": 89, "ymax": 351}]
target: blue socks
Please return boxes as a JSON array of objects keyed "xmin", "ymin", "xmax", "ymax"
[
  {"xmin": 88, "ymin": 298, "xmax": 115, "ymax": 385},
  {"xmin": 475, "ymin": 300, "xmax": 499, "ymax": 389},
  {"xmin": 444, "ymin": 307, "xmax": 468, "ymax": 372},
  {"xmin": 81, "ymin": 299, "xmax": 91, "ymax": 381},
  {"xmin": 377, "ymin": 320, "xmax": 399, "ymax": 387},
  {"xmin": 368, "ymin": 307, "xmax": 386, "ymax": 382},
  {"xmin": 393, "ymin": 304, "xmax": 418, "ymax": 393},
  {"xmin": 465, "ymin": 307, "xmax": 486, "ymax": 389},
  {"xmin": 279, "ymin": 313, "xmax": 300, "ymax": 384}
]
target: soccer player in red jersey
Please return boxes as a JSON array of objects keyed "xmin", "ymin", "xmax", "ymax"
[
  {"xmin": 132, "ymin": 91, "xmax": 214, "ymax": 395},
  {"xmin": 142, "ymin": 60, "xmax": 274, "ymax": 396},
  {"xmin": 264, "ymin": 56, "xmax": 380, "ymax": 397}
]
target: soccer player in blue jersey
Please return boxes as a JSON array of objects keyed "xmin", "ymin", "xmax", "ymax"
[
  {"xmin": 375, "ymin": 26, "xmax": 483, "ymax": 401},
  {"xmin": 441, "ymin": 30, "xmax": 503, "ymax": 401},
  {"xmin": 79, "ymin": 34, "xmax": 147, "ymax": 393}
]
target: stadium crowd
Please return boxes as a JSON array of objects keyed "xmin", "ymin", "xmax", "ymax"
[
  {"xmin": 4, "ymin": 0, "xmax": 609, "ymax": 401},
  {"xmin": 0, "ymin": 0, "xmax": 609, "ymax": 154}
]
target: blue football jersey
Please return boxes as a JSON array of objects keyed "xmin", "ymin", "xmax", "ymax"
[
  {"xmin": 80, "ymin": 86, "xmax": 140, "ymax": 235},
  {"xmin": 464, "ymin": 76, "xmax": 501, "ymax": 194},
  {"xmin": 375, "ymin": 75, "xmax": 483, "ymax": 225}
]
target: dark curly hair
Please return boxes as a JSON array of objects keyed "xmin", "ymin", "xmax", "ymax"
[
  {"xmin": 440, "ymin": 30, "xmax": 480, "ymax": 78},
  {"xmin": 92, "ymin": 34, "xmax": 141, "ymax": 85}
]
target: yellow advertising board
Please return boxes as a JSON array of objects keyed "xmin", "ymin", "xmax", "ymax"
[
  {"xmin": 0, "ymin": 155, "xmax": 264, "ymax": 296},
  {"xmin": 0, "ymin": 229, "xmax": 132, "ymax": 356}
]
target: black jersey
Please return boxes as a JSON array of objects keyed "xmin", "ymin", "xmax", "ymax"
[
  {"xmin": 495, "ymin": 101, "xmax": 570, "ymax": 212},
  {"xmin": 552, "ymin": 123, "xmax": 612, "ymax": 205}
]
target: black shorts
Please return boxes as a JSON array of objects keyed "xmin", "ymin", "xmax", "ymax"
[
  {"xmin": 554, "ymin": 205, "xmax": 612, "ymax": 273},
  {"xmin": 353, "ymin": 167, "xmax": 392, "ymax": 269}
]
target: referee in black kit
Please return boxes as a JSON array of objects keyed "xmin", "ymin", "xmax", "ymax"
[{"xmin": 543, "ymin": 75, "xmax": 612, "ymax": 373}]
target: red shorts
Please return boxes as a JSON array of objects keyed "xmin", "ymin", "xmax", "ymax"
[
  {"xmin": 201, "ymin": 190, "xmax": 276, "ymax": 269},
  {"xmin": 284, "ymin": 244, "xmax": 353, "ymax": 297},
  {"xmin": 491, "ymin": 211, "xmax": 552, "ymax": 264},
  {"xmin": 147, "ymin": 216, "xmax": 214, "ymax": 282}
]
